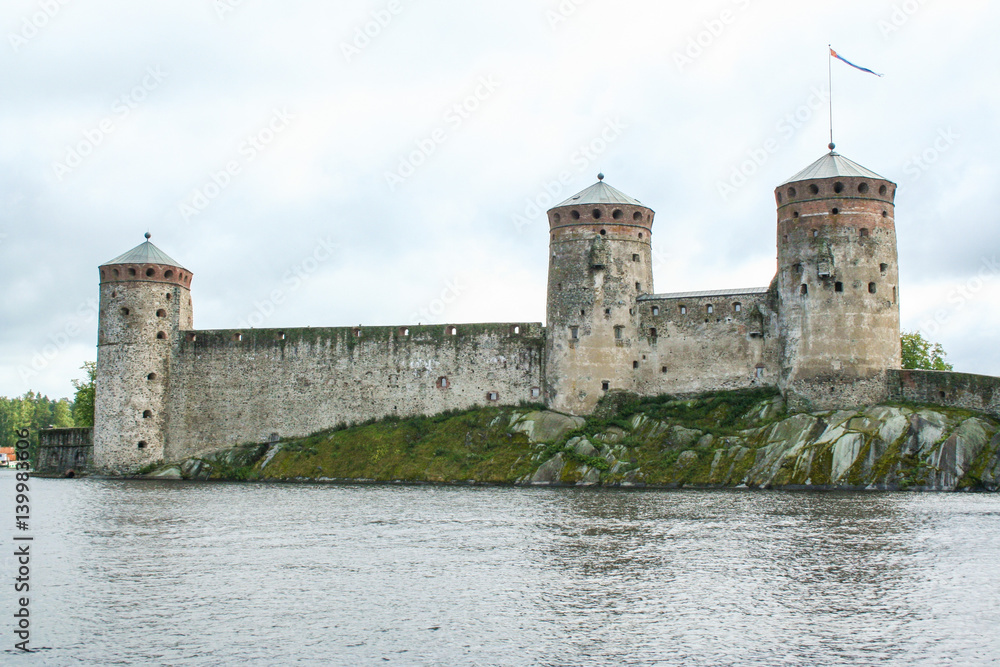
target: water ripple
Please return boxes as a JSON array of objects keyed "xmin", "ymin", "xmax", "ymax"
[{"xmin": 1, "ymin": 475, "xmax": 998, "ymax": 666}]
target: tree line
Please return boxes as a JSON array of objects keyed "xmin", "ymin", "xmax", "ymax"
[{"xmin": 0, "ymin": 362, "xmax": 94, "ymax": 461}]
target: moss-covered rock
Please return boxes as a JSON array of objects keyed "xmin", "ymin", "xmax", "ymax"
[{"xmin": 152, "ymin": 390, "xmax": 1000, "ymax": 491}]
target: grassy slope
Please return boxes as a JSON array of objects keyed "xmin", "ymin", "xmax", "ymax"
[{"xmin": 259, "ymin": 408, "xmax": 539, "ymax": 483}]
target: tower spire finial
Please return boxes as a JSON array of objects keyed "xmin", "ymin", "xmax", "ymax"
[
  {"xmin": 144, "ymin": 232, "xmax": 151, "ymax": 240},
  {"xmin": 828, "ymin": 44, "xmax": 835, "ymax": 154}
]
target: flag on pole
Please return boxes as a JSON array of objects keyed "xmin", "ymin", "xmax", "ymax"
[{"xmin": 830, "ymin": 48, "xmax": 883, "ymax": 77}]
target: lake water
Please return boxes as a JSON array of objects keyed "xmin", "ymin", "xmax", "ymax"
[{"xmin": 1, "ymin": 472, "xmax": 999, "ymax": 666}]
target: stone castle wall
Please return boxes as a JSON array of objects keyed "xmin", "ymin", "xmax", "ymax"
[
  {"xmin": 634, "ymin": 289, "xmax": 781, "ymax": 396},
  {"xmin": 163, "ymin": 323, "xmax": 544, "ymax": 460},
  {"xmin": 888, "ymin": 369, "xmax": 1000, "ymax": 421},
  {"xmin": 36, "ymin": 428, "xmax": 93, "ymax": 476}
]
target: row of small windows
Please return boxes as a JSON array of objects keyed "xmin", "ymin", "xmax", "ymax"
[
  {"xmin": 554, "ymin": 209, "xmax": 648, "ymax": 223},
  {"xmin": 673, "ymin": 303, "xmax": 741, "ymax": 316},
  {"xmin": 568, "ymin": 306, "xmax": 756, "ymax": 340},
  {"xmin": 102, "ymin": 266, "xmax": 190, "ymax": 282},
  {"xmin": 799, "ymin": 282, "xmax": 890, "ymax": 297},
  {"xmin": 187, "ymin": 325, "xmax": 527, "ymax": 345},
  {"xmin": 400, "ymin": 325, "xmax": 522, "ymax": 336},
  {"xmin": 778, "ymin": 181, "xmax": 890, "ymax": 203}
]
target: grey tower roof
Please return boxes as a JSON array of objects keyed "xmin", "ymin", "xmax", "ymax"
[
  {"xmin": 556, "ymin": 177, "xmax": 644, "ymax": 208},
  {"xmin": 780, "ymin": 151, "xmax": 886, "ymax": 186},
  {"xmin": 101, "ymin": 237, "xmax": 186, "ymax": 269}
]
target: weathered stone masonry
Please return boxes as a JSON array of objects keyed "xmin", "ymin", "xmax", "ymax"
[
  {"xmin": 164, "ymin": 324, "xmax": 544, "ymax": 461},
  {"xmin": 95, "ymin": 149, "xmax": 993, "ymax": 473},
  {"xmin": 36, "ymin": 428, "xmax": 93, "ymax": 477},
  {"xmin": 889, "ymin": 369, "xmax": 1000, "ymax": 421}
]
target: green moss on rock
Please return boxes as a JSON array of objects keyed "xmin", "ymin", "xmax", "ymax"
[{"xmin": 158, "ymin": 389, "xmax": 1000, "ymax": 492}]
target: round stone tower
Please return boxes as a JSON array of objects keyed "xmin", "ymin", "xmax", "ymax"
[
  {"xmin": 775, "ymin": 148, "xmax": 900, "ymax": 410},
  {"xmin": 94, "ymin": 234, "xmax": 193, "ymax": 473},
  {"xmin": 545, "ymin": 175, "xmax": 655, "ymax": 415}
]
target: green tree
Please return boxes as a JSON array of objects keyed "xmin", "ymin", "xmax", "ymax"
[
  {"xmin": 0, "ymin": 397, "xmax": 15, "ymax": 450},
  {"xmin": 0, "ymin": 391, "xmax": 77, "ymax": 462},
  {"xmin": 72, "ymin": 361, "xmax": 97, "ymax": 427},
  {"xmin": 901, "ymin": 331, "xmax": 953, "ymax": 371},
  {"xmin": 52, "ymin": 399, "xmax": 74, "ymax": 428}
]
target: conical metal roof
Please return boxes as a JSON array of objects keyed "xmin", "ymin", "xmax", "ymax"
[
  {"xmin": 556, "ymin": 177, "xmax": 644, "ymax": 208},
  {"xmin": 780, "ymin": 151, "xmax": 887, "ymax": 186},
  {"xmin": 101, "ymin": 237, "xmax": 186, "ymax": 269}
]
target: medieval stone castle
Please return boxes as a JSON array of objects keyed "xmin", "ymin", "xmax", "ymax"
[{"xmin": 94, "ymin": 148, "xmax": 903, "ymax": 473}]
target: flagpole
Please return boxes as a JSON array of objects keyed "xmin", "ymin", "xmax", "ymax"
[{"xmin": 828, "ymin": 44, "xmax": 835, "ymax": 151}]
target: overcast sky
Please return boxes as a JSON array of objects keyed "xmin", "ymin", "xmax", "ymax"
[{"xmin": 2, "ymin": 0, "xmax": 998, "ymax": 400}]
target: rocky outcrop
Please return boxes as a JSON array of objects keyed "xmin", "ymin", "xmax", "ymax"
[
  {"xmin": 145, "ymin": 390, "xmax": 1000, "ymax": 491},
  {"xmin": 509, "ymin": 411, "xmax": 585, "ymax": 444}
]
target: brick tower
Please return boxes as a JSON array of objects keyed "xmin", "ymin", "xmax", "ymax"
[
  {"xmin": 775, "ymin": 147, "xmax": 901, "ymax": 410},
  {"xmin": 94, "ymin": 234, "xmax": 193, "ymax": 473},
  {"xmin": 545, "ymin": 175, "xmax": 655, "ymax": 415}
]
